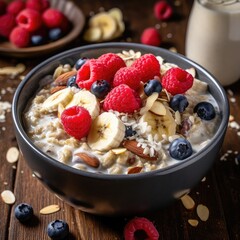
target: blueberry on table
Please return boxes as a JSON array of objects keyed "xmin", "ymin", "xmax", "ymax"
[
  {"xmin": 75, "ymin": 58, "xmax": 87, "ymax": 70},
  {"xmin": 67, "ymin": 75, "xmax": 78, "ymax": 88},
  {"xmin": 144, "ymin": 79, "xmax": 162, "ymax": 96},
  {"xmin": 194, "ymin": 101, "xmax": 216, "ymax": 120},
  {"xmin": 47, "ymin": 220, "xmax": 69, "ymax": 240},
  {"xmin": 48, "ymin": 28, "xmax": 62, "ymax": 41},
  {"xmin": 169, "ymin": 138, "xmax": 193, "ymax": 160},
  {"xmin": 91, "ymin": 80, "xmax": 110, "ymax": 99},
  {"xmin": 14, "ymin": 203, "xmax": 34, "ymax": 222},
  {"xmin": 170, "ymin": 94, "xmax": 189, "ymax": 113}
]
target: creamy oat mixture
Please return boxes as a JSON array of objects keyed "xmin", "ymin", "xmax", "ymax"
[{"xmin": 24, "ymin": 51, "xmax": 220, "ymax": 174}]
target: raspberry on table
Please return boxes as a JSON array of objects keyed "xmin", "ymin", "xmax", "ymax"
[
  {"xmin": 16, "ymin": 9, "xmax": 42, "ymax": 32},
  {"xmin": 131, "ymin": 54, "xmax": 161, "ymax": 83},
  {"xmin": 26, "ymin": 0, "xmax": 50, "ymax": 13},
  {"xmin": 76, "ymin": 59, "xmax": 112, "ymax": 90},
  {"xmin": 161, "ymin": 67, "xmax": 194, "ymax": 95},
  {"xmin": 0, "ymin": 13, "xmax": 16, "ymax": 38},
  {"xmin": 10, "ymin": 26, "xmax": 30, "ymax": 48},
  {"xmin": 113, "ymin": 67, "xmax": 141, "ymax": 90},
  {"xmin": 7, "ymin": 0, "xmax": 25, "ymax": 16},
  {"xmin": 154, "ymin": 0, "xmax": 173, "ymax": 21},
  {"xmin": 141, "ymin": 27, "xmax": 161, "ymax": 47},
  {"xmin": 61, "ymin": 106, "xmax": 92, "ymax": 140},
  {"xmin": 97, "ymin": 53, "xmax": 126, "ymax": 81},
  {"xmin": 103, "ymin": 84, "xmax": 142, "ymax": 113},
  {"xmin": 124, "ymin": 217, "xmax": 159, "ymax": 240}
]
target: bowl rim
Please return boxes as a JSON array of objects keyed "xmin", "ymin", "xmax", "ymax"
[{"xmin": 12, "ymin": 42, "xmax": 230, "ymax": 180}]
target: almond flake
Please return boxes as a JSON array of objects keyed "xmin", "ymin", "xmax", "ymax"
[
  {"xmin": 180, "ymin": 194, "xmax": 195, "ymax": 210},
  {"xmin": 40, "ymin": 204, "xmax": 61, "ymax": 215},
  {"xmin": 1, "ymin": 190, "xmax": 15, "ymax": 204},
  {"xmin": 188, "ymin": 219, "xmax": 199, "ymax": 227},
  {"xmin": 140, "ymin": 92, "xmax": 159, "ymax": 115},
  {"xmin": 111, "ymin": 148, "xmax": 127, "ymax": 154},
  {"xmin": 196, "ymin": 204, "xmax": 209, "ymax": 221},
  {"xmin": 186, "ymin": 67, "xmax": 196, "ymax": 78},
  {"xmin": 6, "ymin": 147, "xmax": 19, "ymax": 163}
]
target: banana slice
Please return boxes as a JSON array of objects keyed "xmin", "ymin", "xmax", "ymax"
[
  {"xmin": 108, "ymin": 8, "xmax": 123, "ymax": 22},
  {"xmin": 87, "ymin": 112, "xmax": 125, "ymax": 151},
  {"xmin": 140, "ymin": 108, "xmax": 176, "ymax": 140},
  {"xmin": 66, "ymin": 90, "xmax": 100, "ymax": 119},
  {"xmin": 42, "ymin": 88, "xmax": 73, "ymax": 112},
  {"xmin": 89, "ymin": 12, "xmax": 117, "ymax": 40},
  {"xmin": 83, "ymin": 27, "xmax": 102, "ymax": 42}
]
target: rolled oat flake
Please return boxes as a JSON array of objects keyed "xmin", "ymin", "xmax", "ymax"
[{"xmin": 1, "ymin": 190, "xmax": 16, "ymax": 204}]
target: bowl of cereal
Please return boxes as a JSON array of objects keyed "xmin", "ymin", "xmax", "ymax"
[{"xmin": 12, "ymin": 43, "xmax": 229, "ymax": 215}]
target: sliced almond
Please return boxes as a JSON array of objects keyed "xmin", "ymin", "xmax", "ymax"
[
  {"xmin": 75, "ymin": 152, "xmax": 100, "ymax": 168},
  {"xmin": 54, "ymin": 70, "xmax": 77, "ymax": 86},
  {"xmin": 128, "ymin": 166, "xmax": 143, "ymax": 174},
  {"xmin": 40, "ymin": 204, "xmax": 61, "ymax": 215},
  {"xmin": 111, "ymin": 148, "xmax": 127, "ymax": 154},
  {"xmin": 140, "ymin": 92, "xmax": 159, "ymax": 115},
  {"xmin": 150, "ymin": 100, "xmax": 167, "ymax": 116},
  {"xmin": 196, "ymin": 204, "xmax": 209, "ymax": 221},
  {"xmin": 188, "ymin": 219, "xmax": 199, "ymax": 227},
  {"xmin": 6, "ymin": 147, "xmax": 19, "ymax": 163},
  {"xmin": 1, "ymin": 190, "xmax": 15, "ymax": 204},
  {"xmin": 51, "ymin": 86, "xmax": 67, "ymax": 94},
  {"xmin": 180, "ymin": 194, "xmax": 195, "ymax": 210},
  {"xmin": 123, "ymin": 140, "xmax": 157, "ymax": 161},
  {"xmin": 186, "ymin": 67, "xmax": 196, "ymax": 78}
]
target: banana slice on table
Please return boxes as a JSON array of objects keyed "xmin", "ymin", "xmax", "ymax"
[
  {"xmin": 42, "ymin": 88, "xmax": 73, "ymax": 112},
  {"xmin": 108, "ymin": 8, "xmax": 125, "ymax": 39},
  {"xmin": 89, "ymin": 12, "xmax": 117, "ymax": 41},
  {"xmin": 87, "ymin": 112, "xmax": 125, "ymax": 151},
  {"xmin": 65, "ymin": 90, "xmax": 100, "ymax": 119},
  {"xmin": 140, "ymin": 108, "xmax": 176, "ymax": 140},
  {"xmin": 83, "ymin": 27, "xmax": 102, "ymax": 42}
]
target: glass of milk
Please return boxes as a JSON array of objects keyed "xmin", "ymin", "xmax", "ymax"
[{"xmin": 185, "ymin": 0, "xmax": 240, "ymax": 86}]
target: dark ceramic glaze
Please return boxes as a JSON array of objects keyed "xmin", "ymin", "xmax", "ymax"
[{"xmin": 12, "ymin": 43, "xmax": 229, "ymax": 216}]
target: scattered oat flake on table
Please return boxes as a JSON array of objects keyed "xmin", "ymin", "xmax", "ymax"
[
  {"xmin": 40, "ymin": 204, "xmax": 61, "ymax": 214},
  {"xmin": 188, "ymin": 219, "xmax": 199, "ymax": 227},
  {"xmin": 180, "ymin": 194, "xmax": 195, "ymax": 210},
  {"xmin": 6, "ymin": 147, "xmax": 19, "ymax": 163},
  {"xmin": 0, "ymin": 63, "xmax": 25, "ymax": 76},
  {"xmin": 0, "ymin": 101, "xmax": 11, "ymax": 122},
  {"xmin": 196, "ymin": 204, "xmax": 209, "ymax": 221},
  {"xmin": 1, "ymin": 190, "xmax": 16, "ymax": 204}
]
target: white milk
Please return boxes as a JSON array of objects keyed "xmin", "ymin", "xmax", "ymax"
[{"xmin": 185, "ymin": 0, "xmax": 240, "ymax": 86}]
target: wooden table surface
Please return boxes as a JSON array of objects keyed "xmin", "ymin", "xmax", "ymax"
[{"xmin": 1, "ymin": 0, "xmax": 240, "ymax": 239}]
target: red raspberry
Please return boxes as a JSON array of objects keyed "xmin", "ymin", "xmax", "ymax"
[
  {"xmin": 132, "ymin": 54, "xmax": 161, "ymax": 83},
  {"xmin": 124, "ymin": 217, "xmax": 159, "ymax": 240},
  {"xmin": 154, "ymin": 1, "xmax": 173, "ymax": 21},
  {"xmin": 161, "ymin": 67, "xmax": 194, "ymax": 95},
  {"xmin": 61, "ymin": 106, "xmax": 92, "ymax": 140},
  {"xmin": 26, "ymin": 0, "xmax": 50, "ymax": 13},
  {"xmin": 7, "ymin": 0, "xmax": 25, "ymax": 16},
  {"xmin": 0, "ymin": 13, "xmax": 16, "ymax": 38},
  {"xmin": 16, "ymin": 9, "xmax": 42, "ymax": 32},
  {"xmin": 103, "ymin": 84, "xmax": 142, "ymax": 114},
  {"xmin": 113, "ymin": 67, "xmax": 141, "ymax": 90},
  {"xmin": 0, "ymin": 1, "xmax": 7, "ymax": 16},
  {"xmin": 97, "ymin": 53, "xmax": 126, "ymax": 81},
  {"xmin": 10, "ymin": 26, "xmax": 30, "ymax": 48},
  {"xmin": 42, "ymin": 8, "xmax": 68, "ymax": 29},
  {"xmin": 141, "ymin": 27, "xmax": 161, "ymax": 47},
  {"xmin": 76, "ymin": 59, "xmax": 111, "ymax": 90}
]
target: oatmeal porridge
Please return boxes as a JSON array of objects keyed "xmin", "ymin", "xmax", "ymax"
[{"xmin": 24, "ymin": 50, "xmax": 221, "ymax": 174}]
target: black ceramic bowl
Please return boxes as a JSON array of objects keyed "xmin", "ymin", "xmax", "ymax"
[{"xmin": 12, "ymin": 43, "xmax": 229, "ymax": 216}]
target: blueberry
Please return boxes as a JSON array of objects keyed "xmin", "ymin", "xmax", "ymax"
[
  {"xmin": 75, "ymin": 58, "xmax": 87, "ymax": 70},
  {"xmin": 170, "ymin": 94, "xmax": 189, "ymax": 113},
  {"xmin": 144, "ymin": 79, "xmax": 162, "ymax": 96},
  {"xmin": 125, "ymin": 126, "xmax": 137, "ymax": 138},
  {"xmin": 14, "ymin": 203, "xmax": 34, "ymax": 222},
  {"xmin": 48, "ymin": 28, "xmax": 62, "ymax": 41},
  {"xmin": 169, "ymin": 138, "xmax": 193, "ymax": 160},
  {"xmin": 47, "ymin": 220, "xmax": 69, "ymax": 240},
  {"xmin": 194, "ymin": 101, "xmax": 216, "ymax": 120},
  {"xmin": 67, "ymin": 75, "xmax": 78, "ymax": 88},
  {"xmin": 31, "ymin": 35, "xmax": 44, "ymax": 46},
  {"xmin": 91, "ymin": 80, "xmax": 110, "ymax": 99}
]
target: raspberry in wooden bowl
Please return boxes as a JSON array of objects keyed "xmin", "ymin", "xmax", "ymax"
[{"xmin": 12, "ymin": 43, "xmax": 229, "ymax": 215}]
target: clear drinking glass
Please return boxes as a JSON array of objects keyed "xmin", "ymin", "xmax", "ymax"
[{"xmin": 185, "ymin": 0, "xmax": 240, "ymax": 86}]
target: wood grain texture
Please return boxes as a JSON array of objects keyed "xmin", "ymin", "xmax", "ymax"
[{"xmin": 1, "ymin": 0, "xmax": 240, "ymax": 239}]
